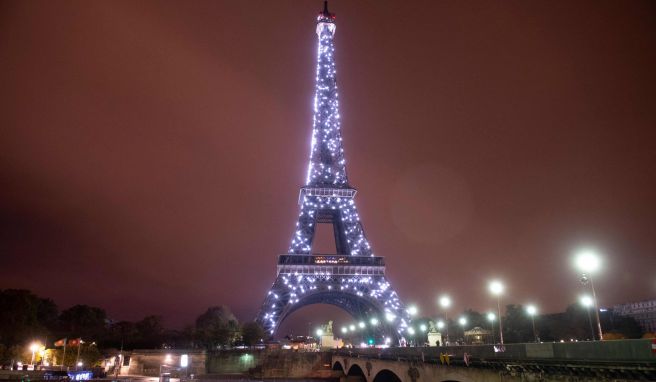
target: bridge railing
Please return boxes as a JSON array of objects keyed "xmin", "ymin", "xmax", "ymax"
[{"xmin": 335, "ymin": 339, "xmax": 656, "ymax": 364}]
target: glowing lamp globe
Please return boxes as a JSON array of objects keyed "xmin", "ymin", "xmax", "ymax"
[
  {"xmin": 487, "ymin": 312, "xmax": 496, "ymax": 322},
  {"xmin": 439, "ymin": 295, "xmax": 451, "ymax": 308},
  {"xmin": 526, "ymin": 305, "xmax": 537, "ymax": 316},
  {"xmin": 580, "ymin": 295, "xmax": 594, "ymax": 307},
  {"xmin": 489, "ymin": 280, "xmax": 504, "ymax": 295},
  {"xmin": 575, "ymin": 250, "xmax": 601, "ymax": 273}
]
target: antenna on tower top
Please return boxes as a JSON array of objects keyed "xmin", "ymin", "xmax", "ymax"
[{"xmin": 320, "ymin": 1, "xmax": 335, "ymax": 19}]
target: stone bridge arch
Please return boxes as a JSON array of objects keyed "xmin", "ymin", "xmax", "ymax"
[
  {"xmin": 333, "ymin": 355, "xmax": 477, "ymax": 382},
  {"xmin": 372, "ymin": 369, "xmax": 402, "ymax": 382},
  {"xmin": 347, "ymin": 363, "xmax": 366, "ymax": 378}
]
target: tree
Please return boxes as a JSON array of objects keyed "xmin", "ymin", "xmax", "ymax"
[
  {"xmin": 49, "ymin": 343, "xmax": 102, "ymax": 367},
  {"xmin": 502, "ymin": 304, "xmax": 532, "ymax": 343},
  {"xmin": 241, "ymin": 322, "xmax": 265, "ymax": 347},
  {"xmin": 0, "ymin": 289, "xmax": 58, "ymax": 347},
  {"xmin": 135, "ymin": 315, "xmax": 165, "ymax": 349},
  {"xmin": 195, "ymin": 306, "xmax": 239, "ymax": 349},
  {"xmin": 58, "ymin": 305, "xmax": 107, "ymax": 340},
  {"xmin": 105, "ymin": 321, "xmax": 139, "ymax": 349}
]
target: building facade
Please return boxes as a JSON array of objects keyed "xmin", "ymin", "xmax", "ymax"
[{"xmin": 613, "ymin": 299, "xmax": 656, "ymax": 333}]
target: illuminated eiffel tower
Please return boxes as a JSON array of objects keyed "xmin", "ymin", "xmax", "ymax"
[{"xmin": 256, "ymin": 2, "xmax": 410, "ymax": 339}]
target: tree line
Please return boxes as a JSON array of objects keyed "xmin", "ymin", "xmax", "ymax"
[
  {"xmin": 0, "ymin": 289, "xmax": 265, "ymax": 365},
  {"xmin": 411, "ymin": 303, "xmax": 646, "ymax": 345}
]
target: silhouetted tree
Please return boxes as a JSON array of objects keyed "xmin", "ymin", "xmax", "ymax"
[
  {"xmin": 502, "ymin": 304, "xmax": 532, "ymax": 343},
  {"xmin": 58, "ymin": 304, "xmax": 107, "ymax": 340},
  {"xmin": 134, "ymin": 315, "xmax": 164, "ymax": 348},
  {"xmin": 0, "ymin": 289, "xmax": 58, "ymax": 346},
  {"xmin": 195, "ymin": 306, "xmax": 239, "ymax": 349},
  {"xmin": 241, "ymin": 322, "xmax": 265, "ymax": 347}
]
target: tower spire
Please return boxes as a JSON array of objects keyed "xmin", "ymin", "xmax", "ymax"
[{"xmin": 288, "ymin": 2, "xmax": 372, "ymax": 256}]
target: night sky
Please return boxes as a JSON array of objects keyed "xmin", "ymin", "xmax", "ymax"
[{"xmin": 1, "ymin": 1, "xmax": 655, "ymax": 333}]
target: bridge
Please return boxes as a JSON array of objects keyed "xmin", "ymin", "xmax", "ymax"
[{"xmin": 331, "ymin": 339, "xmax": 656, "ymax": 382}]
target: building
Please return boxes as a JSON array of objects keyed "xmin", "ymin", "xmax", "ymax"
[{"xmin": 612, "ymin": 299, "xmax": 656, "ymax": 333}]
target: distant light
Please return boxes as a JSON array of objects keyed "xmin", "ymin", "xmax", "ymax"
[
  {"xmin": 526, "ymin": 305, "xmax": 537, "ymax": 316},
  {"xmin": 316, "ymin": 328, "xmax": 324, "ymax": 337},
  {"xmin": 487, "ymin": 312, "xmax": 496, "ymax": 322},
  {"xmin": 439, "ymin": 295, "xmax": 451, "ymax": 309},
  {"xmin": 459, "ymin": 317, "xmax": 467, "ymax": 326},
  {"xmin": 580, "ymin": 295, "xmax": 593, "ymax": 307},
  {"xmin": 385, "ymin": 312, "xmax": 396, "ymax": 322},
  {"xmin": 349, "ymin": 324, "xmax": 356, "ymax": 331},
  {"xmin": 575, "ymin": 249, "xmax": 601, "ymax": 273},
  {"xmin": 436, "ymin": 320, "xmax": 445, "ymax": 329},
  {"xmin": 29, "ymin": 343, "xmax": 40, "ymax": 353},
  {"xmin": 407, "ymin": 327, "xmax": 415, "ymax": 335},
  {"xmin": 370, "ymin": 317, "xmax": 379, "ymax": 326},
  {"xmin": 419, "ymin": 324, "xmax": 427, "ymax": 332},
  {"xmin": 489, "ymin": 280, "xmax": 504, "ymax": 295},
  {"xmin": 341, "ymin": 327, "xmax": 348, "ymax": 334},
  {"xmin": 77, "ymin": 362, "xmax": 83, "ymax": 367},
  {"xmin": 180, "ymin": 354, "xmax": 189, "ymax": 368},
  {"xmin": 165, "ymin": 354, "xmax": 172, "ymax": 364},
  {"xmin": 407, "ymin": 305, "xmax": 418, "ymax": 316},
  {"xmin": 358, "ymin": 321, "xmax": 366, "ymax": 329}
]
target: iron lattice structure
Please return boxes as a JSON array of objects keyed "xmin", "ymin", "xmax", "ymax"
[{"xmin": 256, "ymin": 2, "xmax": 410, "ymax": 339}]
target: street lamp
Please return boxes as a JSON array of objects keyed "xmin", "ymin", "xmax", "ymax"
[
  {"xmin": 526, "ymin": 305, "xmax": 539, "ymax": 342},
  {"xmin": 407, "ymin": 305, "xmax": 418, "ymax": 316},
  {"xmin": 419, "ymin": 324, "xmax": 427, "ymax": 332},
  {"xmin": 489, "ymin": 280, "xmax": 505, "ymax": 345},
  {"xmin": 580, "ymin": 295, "xmax": 596, "ymax": 340},
  {"xmin": 358, "ymin": 321, "xmax": 366, "ymax": 329},
  {"xmin": 575, "ymin": 249, "xmax": 603, "ymax": 340},
  {"xmin": 438, "ymin": 295, "xmax": 451, "ymax": 344},
  {"xmin": 370, "ymin": 317, "xmax": 379, "ymax": 326},
  {"xmin": 487, "ymin": 312, "xmax": 496, "ymax": 344},
  {"xmin": 341, "ymin": 326, "xmax": 348, "ymax": 334}
]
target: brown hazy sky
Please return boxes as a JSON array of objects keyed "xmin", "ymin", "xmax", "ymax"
[{"xmin": 1, "ymin": 1, "xmax": 655, "ymax": 331}]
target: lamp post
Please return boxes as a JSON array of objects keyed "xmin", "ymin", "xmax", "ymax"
[
  {"xmin": 438, "ymin": 295, "xmax": 451, "ymax": 345},
  {"xmin": 526, "ymin": 305, "xmax": 538, "ymax": 343},
  {"xmin": 575, "ymin": 249, "xmax": 603, "ymax": 340},
  {"xmin": 316, "ymin": 328, "xmax": 323, "ymax": 348},
  {"xmin": 29, "ymin": 343, "xmax": 40, "ymax": 367},
  {"xmin": 580, "ymin": 295, "xmax": 596, "ymax": 341},
  {"xmin": 486, "ymin": 312, "xmax": 496, "ymax": 344},
  {"xmin": 489, "ymin": 280, "xmax": 505, "ymax": 345},
  {"xmin": 407, "ymin": 327, "xmax": 415, "ymax": 347},
  {"xmin": 458, "ymin": 317, "xmax": 467, "ymax": 345}
]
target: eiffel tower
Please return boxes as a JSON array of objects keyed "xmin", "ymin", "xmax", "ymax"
[{"xmin": 256, "ymin": 2, "xmax": 410, "ymax": 339}]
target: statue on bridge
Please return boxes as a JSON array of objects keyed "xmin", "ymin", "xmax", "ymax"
[{"xmin": 321, "ymin": 320, "xmax": 333, "ymax": 336}]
